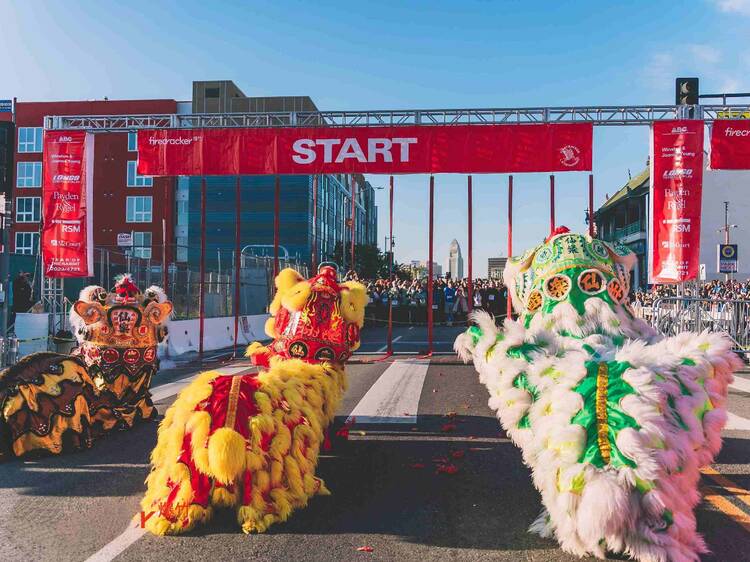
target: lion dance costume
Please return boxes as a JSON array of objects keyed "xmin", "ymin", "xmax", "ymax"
[
  {"xmin": 455, "ymin": 228, "xmax": 741, "ymax": 562},
  {"xmin": 0, "ymin": 275, "xmax": 172, "ymax": 460},
  {"xmin": 141, "ymin": 266, "xmax": 367, "ymax": 535}
]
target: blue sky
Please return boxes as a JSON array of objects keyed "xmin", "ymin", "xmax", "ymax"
[{"xmin": 2, "ymin": 0, "xmax": 749, "ymax": 275}]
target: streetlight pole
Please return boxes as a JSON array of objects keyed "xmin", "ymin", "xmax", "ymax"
[{"xmin": 718, "ymin": 201, "xmax": 738, "ymax": 282}]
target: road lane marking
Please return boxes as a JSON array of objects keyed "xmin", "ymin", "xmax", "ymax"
[
  {"xmin": 376, "ymin": 335, "xmax": 402, "ymax": 353},
  {"xmin": 700, "ymin": 486, "xmax": 750, "ymax": 534},
  {"xmin": 83, "ymin": 522, "xmax": 146, "ymax": 562},
  {"xmin": 81, "ymin": 362, "xmax": 259, "ymax": 560},
  {"xmin": 726, "ymin": 412, "xmax": 750, "ymax": 431},
  {"xmin": 347, "ymin": 359, "xmax": 429, "ymax": 424},
  {"xmin": 702, "ymin": 467, "xmax": 750, "ymax": 511},
  {"xmin": 150, "ymin": 365, "xmax": 256, "ymax": 402},
  {"xmin": 730, "ymin": 376, "xmax": 750, "ymax": 394}
]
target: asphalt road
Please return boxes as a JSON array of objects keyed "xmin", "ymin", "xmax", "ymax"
[
  {"xmin": 1, "ymin": 328, "xmax": 750, "ymax": 562},
  {"xmin": 356, "ymin": 321, "xmax": 467, "ymax": 354}
]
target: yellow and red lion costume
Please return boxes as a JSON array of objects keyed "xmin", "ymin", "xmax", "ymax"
[{"xmin": 141, "ymin": 266, "xmax": 367, "ymax": 535}]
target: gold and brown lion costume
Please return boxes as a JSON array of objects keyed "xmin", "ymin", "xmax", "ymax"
[
  {"xmin": 140, "ymin": 266, "xmax": 367, "ymax": 535},
  {"xmin": 0, "ymin": 275, "xmax": 172, "ymax": 460}
]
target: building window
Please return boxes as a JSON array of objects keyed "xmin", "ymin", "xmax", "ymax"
[
  {"xmin": 127, "ymin": 161, "xmax": 153, "ymax": 187},
  {"xmin": 126, "ymin": 196, "xmax": 153, "ymax": 223},
  {"xmin": 16, "ymin": 197, "xmax": 41, "ymax": 222},
  {"xmin": 15, "ymin": 232, "xmax": 39, "ymax": 255},
  {"xmin": 127, "ymin": 131, "xmax": 137, "ymax": 151},
  {"xmin": 132, "ymin": 231, "xmax": 152, "ymax": 259},
  {"xmin": 16, "ymin": 162, "xmax": 42, "ymax": 187},
  {"xmin": 17, "ymin": 127, "xmax": 43, "ymax": 153}
]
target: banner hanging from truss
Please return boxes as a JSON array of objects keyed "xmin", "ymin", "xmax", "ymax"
[
  {"xmin": 136, "ymin": 123, "xmax": 592, "ymax": 176},
  {"xmin": 710, "ymin": 120, "xmax": 750, "ymax": 170},
  {"xmin": 41, "ymin": 130, "xmax": 94, "ymax": 277},
  {"xmin": 648, "ymin": 120, "xmax": 704, "ymax": 284}
]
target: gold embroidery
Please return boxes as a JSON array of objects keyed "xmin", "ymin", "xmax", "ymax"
[
  {"xmin": 225, "ymin": 376, "xmax": 243, "ymax": 429},
  {"xmin": 596, "ymin": 362, "xmax": 611, "ymax": 464}
]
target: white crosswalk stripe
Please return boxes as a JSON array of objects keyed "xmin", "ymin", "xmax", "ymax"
[
  {"xmin": 347, "ymin": 359, "xmax": 430, "ymax": 424},
  {"xmin": 729, "ymin": 375, "xmax": 750, "ymax": 394}
]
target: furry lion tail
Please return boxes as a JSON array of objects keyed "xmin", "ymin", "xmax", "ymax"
[{"xmin": 207, "ymin": 427, "xmax": 247, "ymax": 485}]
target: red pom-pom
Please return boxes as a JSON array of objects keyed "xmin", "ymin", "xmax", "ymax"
[{"xmin": 545, "ymin": 226, "xmax": 571, "ymax": 242}]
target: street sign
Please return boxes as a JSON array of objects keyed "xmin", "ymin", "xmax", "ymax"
[
  {"xmin": 0, "ymin": 100, "xmax": 11, "ymax": 113},
  {"xmin": 699, "ymin": 264, "xmax": 706, "ymax": 281},
  {"xmin": 117, "ymin": 232, "xmax": 133, "ymax": 247},
  {"xmin": 718, "ymin": 244, "xmax": 738, "ymax": 273}
]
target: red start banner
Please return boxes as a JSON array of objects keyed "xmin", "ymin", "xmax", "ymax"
[
  {"xmin": 710, "ymin": 120, "xmax": 750, "ymax": 170},
  {"xmin": 648, "ymin": 120, "xmax": 704, "ymax": 284},
  {"xmin": 42, "ymin": 130, "xmax": 94, "ymax": 277},
  {"xmin": 137, "ymin": 123, "xmax": 593, "ymax": 176}
]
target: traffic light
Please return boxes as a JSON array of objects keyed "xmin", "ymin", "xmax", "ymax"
[
  {"xmin": 0, "ymin": 122, "xmax": 14, "ymax": 199},
  {"xmin": 675, "ymin": 77, "xmax": 699, "ymax": 105}
]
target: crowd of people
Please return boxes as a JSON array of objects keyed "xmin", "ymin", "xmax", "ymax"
[
  {"xmin": 345, "ymin": 268, "xmax": 750, "ymax": 327},
  {"xmin": 633, "ymin": 278, "xmax": 750, "ymax": 307},
  {"xmin": 356, "ymin": 276, "xmax": 508, "ymax": 325}
]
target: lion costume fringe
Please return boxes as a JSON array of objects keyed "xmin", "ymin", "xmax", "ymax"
[
  {"xmin": 141, "ymin": 266, "xmax": 367, "ymax": 535},
  {"xmin": 455, "ymin": 228, "xmax": 741, "ymax": 562},
  {"xmin": 0, "ymin": 276, "xmax": 172, "ymax": 460}
]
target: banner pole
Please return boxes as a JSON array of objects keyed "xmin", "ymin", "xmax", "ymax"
[
  {"xmin": 350, "ymin": 176, "xmax": 356, "ymax": 273},
  {"xmin": 387, "ymin": 175, "xmax": 394, "ymax": 356},
  {"xmin": 233, "ymin": 175, "xmax": 241, "ymax": 358},
  {"xmin": 311, "ymin": 175, "xmax": 318, "ymax": 271},
  {"xmin": 162, "ymin": 218, "xmax": 167, "ymax": 290},
  {"xmin": 199, "ymin": 177, "xmax": 207, "ymax": 360},
  {"xmin": 427, "ymin": 175, "xmax": 434, "ymax": 356},
  {"xmin": 550, "ymin": 174, "xmax": 555, "ymax": 235},
  {"xmin": 507, "ymin": 175, "xmax": 513, "ymax": 320},
  {"xmin": 274, "ymin": 175, "xmax": 280, "ymax": 278},
  {"xmin": 588, "ymin": 174, "xmax": 594, "ymax": 237},
  {"xmin": 467, "ymin": 175, "xmax": 473, "ymax": 314},
  {"xmin": 162, "ymin": 179, "xmax": 169, "ymax": 290}
]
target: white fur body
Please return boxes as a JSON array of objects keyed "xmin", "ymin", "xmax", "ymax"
[{"xmin": 455, "ymin": 302, "xmax": 741, "ymax": 562}]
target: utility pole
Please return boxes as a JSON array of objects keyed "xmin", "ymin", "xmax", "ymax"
[
  {"xmin": 1, "ymin": 198, "xmax": 10, "ymax": 339},
  {"xmin": 717, "ymin": 201, "xmax": 738, "ymax": 282}
]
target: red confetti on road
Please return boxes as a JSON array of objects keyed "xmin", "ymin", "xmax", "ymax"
[
  {"xmin": 440, "ymin": 423, "xmax": 457, "ymax": 432},
  {"xmin": 356, "ymin": 546, "xmax": 374, "ymax": 552},
  {"xmin": 436, "ymin": 463, "xmax": 459, "ymax": 475},
  {"xmin": 450, "ymin": 450, "xmax": 465, "ymax": 459}
]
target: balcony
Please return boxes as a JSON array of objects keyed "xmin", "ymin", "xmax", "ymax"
[{"xmin": 603, "ymin": 221, "xmax": 645, "ymax": 245}]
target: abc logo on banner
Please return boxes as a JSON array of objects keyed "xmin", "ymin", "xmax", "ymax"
[
  {"xmin": 648, "ymin": 120, "xmax": 704, "ymax": 283},
  {"xmin": 42, "ymin": 130, "xmax": 94, "ymax": 277}
]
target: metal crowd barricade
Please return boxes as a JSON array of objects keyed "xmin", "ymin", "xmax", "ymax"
[{"xmin": 647, "ymin": 297, "xmax": 750, "ymax": 355}]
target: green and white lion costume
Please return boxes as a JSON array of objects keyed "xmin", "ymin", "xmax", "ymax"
[{"xmin": 455, "ymin": 228, "xmax": 741, "ymax": 562}]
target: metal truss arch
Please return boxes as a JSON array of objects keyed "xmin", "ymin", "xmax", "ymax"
[{"xmin": 44, "ymin": 104, "xmax": 750, "ymax": 131}]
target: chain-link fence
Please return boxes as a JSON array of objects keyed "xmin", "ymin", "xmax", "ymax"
[
  {"xmin": 92, "ymin": 245, "xmax": 308, "ymax": 319},
  {"xmin": 15, "ymin": 245, "xmax": 309, "ymax": 325}
]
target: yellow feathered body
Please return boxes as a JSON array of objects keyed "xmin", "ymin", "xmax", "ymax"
[{"xmin": 141, "ymin": 267, "xmax": 366, "ymax": 534}]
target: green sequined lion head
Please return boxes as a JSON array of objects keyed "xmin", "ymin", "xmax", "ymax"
[{"xmin": 503, "ymin": 227, "xmax": 636, "ymax": 319}]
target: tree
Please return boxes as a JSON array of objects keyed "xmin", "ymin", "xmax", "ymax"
[{"xmin": 330, "ymin": 243, "xmax": 406, "ymax": 279}]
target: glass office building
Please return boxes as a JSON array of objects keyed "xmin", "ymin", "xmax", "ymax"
[{"xmin": 176, "ymin": 174, "xmax": 377, "ymax": 268}]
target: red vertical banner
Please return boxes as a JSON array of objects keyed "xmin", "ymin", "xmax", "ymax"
[
  {"xmin": 42, "ymin": 130, "xmax": 94, "ymax": 277},
  {"xmin": 648, "ymin": 120, "xmax": 704, "ymax": 283}
]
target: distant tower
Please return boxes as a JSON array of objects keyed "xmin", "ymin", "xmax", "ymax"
[{"xmin": 446, "ymin": 239, "xmax": 464, "ymax": 279}]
